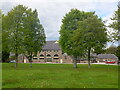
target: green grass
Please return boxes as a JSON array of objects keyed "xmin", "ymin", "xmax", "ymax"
[{"xmin": 2, "ymin": 63, "xmax": 118, "ymax": 88}]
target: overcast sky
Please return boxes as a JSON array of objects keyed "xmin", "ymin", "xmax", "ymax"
[{"xmin": 1, "ymin": 0, "xmax": 119, "ymax": 47}]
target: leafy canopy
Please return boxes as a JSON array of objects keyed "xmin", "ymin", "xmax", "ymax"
[
  {"xmin": 59, "ymin": 9, "xmax": 95, "ymax": 57},
  {"xmin": 109, "ymin": 7, "xmax": 120, "ymax": 41},
  {"xmin": 2, "ymin": 5, "xmax": 46, "ymax": 64},
  {"xmin": 72, "ymin": 14, "xmax": 108, "ymax": 51}
]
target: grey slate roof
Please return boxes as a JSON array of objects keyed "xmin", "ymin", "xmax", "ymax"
[
  {"xmin": 42, "ymin": 41, "xmax": 61, "ymax": 50},
  {"xmin": 97, "ymin": 54, "xmax": 118, "ymax": 59},
  {"xmin": 90, "ymin": 53, "xmax": 97, "ymax": 57}
]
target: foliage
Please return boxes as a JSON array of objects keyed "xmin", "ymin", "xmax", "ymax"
[
  {"xmin": 60, "ymin": 9, "xmax": 93, "ymax": 56},
  {"xmin": 0, "ymin": 10, "xmax": 1, "ymax": 50},
  {"xmin": 72, "ymin": 14, "xmax": 108, "ymax": 68},
  {"xmin": 2, "ymin": 5, "xmax": 46, "ymax": 67},
  {"xmin": 59, "ymin": 9, "xmax": 108, "ymax": 68},
  {"xmin": 105, "ymin": 46, "xmax": 117, "ymax": 55},
  {"xmin": 74, "ymin": 15, "xmax": 108, "ymax": 50},
  {"xmin": 2, "ymin": 13, "xmax": 11, "ymax": 62},
  {"xmin": 0, "ymin": 10, "xmax": 2, "ymax": 62},
  {"xmin": 22, "ymin": 9, "xmax": 46, "ymax": 67},
  {"xmin": 2, "ymin": 5, "xmax": 29, "ymax": 67},
  {"xmin": 116, "ymin": 45, "xmax": 120, "ymax": 60},
  {"xmin": 6, "ymin": 5, "xmax": 28, "ymax": 53},
  {"xmin": 109, "ymin": 7, "xmax": 120, "ymax": 41},
  {"xmin": 2, "ymin": 51, "xmax": 10, "ymax": 62},
  {"xmin": 109, "ymin": 10, "xmax": 118, "ymax": 31},
  {"xmin": 104, "ymin": 45, "xmax": 120, "ymax": 61},
  {"xmin": 59, "ymin": 9, "xmax": 95, "ymax": 68},
  {"xmin": 93, "ymin": 47, "xmax": 105, "ymax": 55}
]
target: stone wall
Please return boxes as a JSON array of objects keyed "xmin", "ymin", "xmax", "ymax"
[{"xmin": 31, "ymin": 50, "xmax": 73, "ymax": 63}]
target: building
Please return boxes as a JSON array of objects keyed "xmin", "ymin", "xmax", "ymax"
[
  {"xmin": 97, "ymin": 54, "xmax": 118, "ymax": 63},
  {"xmin": 24, "ymin": 41, "xmax": 73, "ymax": 63},
  {"xmin": 22, "ymin": 41, "xmax": 118, "ymax": 64}
]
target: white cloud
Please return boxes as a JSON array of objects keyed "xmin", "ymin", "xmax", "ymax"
[
  {"xmin": 1, "ymin": 0, "xmax": 119, "ymax": 41},
  {"xmin": 1, "ymin": 0, "xmax": 119, "ymax": 3}
]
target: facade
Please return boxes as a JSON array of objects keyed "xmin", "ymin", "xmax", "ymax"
[
  {"xmin": 97, "ymin": 54, "xmax": 118, "ymax": 63},
  {"xmin": 24, "ymin": 41, "xmax": 73, "ymax": 63},
  {"xmin": 22, "ymin": 41, "xmax": 118, "ymax": 64}
]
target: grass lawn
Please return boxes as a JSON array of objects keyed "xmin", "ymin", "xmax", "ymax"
[{"xmin": 2, "ymin": 63, "xmax": 118, "ymax": 88}]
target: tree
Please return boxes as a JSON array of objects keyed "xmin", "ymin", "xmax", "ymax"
[
  {"xmin": 59, "ymin": 9, "xmax": 95, "ymax": 68},
  {"xmin": 109, "ymin": 8, "xmax": 120, "ymax": 41},
  {"xmin": 3, "ymin": 5, "xmax": 45, "ymax": 67},
  {"xmin": 116, "ymin": 46, "xmax": 120, "ymax": 60},
  {"xmin": 108, "ymin": 7, "xmax": 120, "ymax": 63},
  {"xmin": 105, "ymin": 45, "xmax": 120, "ymax": 64},
  {"xmin": 105, "ymin": 45, "xmax": 117, "ymax": 55},
  {"xmin": 0, "ymin": 10, "xmax": 2, "ymax": 62},
  {"xmin": 4, "ymin": 5, "xmax": 28, "ymax": 67},
  {"xmin": 93, "ymin": 47, "xmax": 105, "ymax": 55},
  {"xmin": 22, "ymin": 9, "xmax": 46, "ymax": 68},
  {"xmin": 2, "ymin": 13, "xmax": 11, "ymax": 62},
  {"xmin": 72, "ymin": 13, "xmax": 108, "ymax": 68},
  {"xmin": 2, "ymin": 51, "xmax": 10, "ymax": 62}
]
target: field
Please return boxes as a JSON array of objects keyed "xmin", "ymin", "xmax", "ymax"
[{"xmin": 2, "ymin": 63, "xmax": 118, "ymax": 88}]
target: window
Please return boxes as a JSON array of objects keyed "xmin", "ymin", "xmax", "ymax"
[
  {"xmin": 54, "ymin": 58, "xmax": 59, "ymax": 60},
  {"xmin": 54, "ymin": 54, "xmax": 59, "ymax": 59},
  {"xmin": 54, "ymin": 54, "xmax": 59, "ymax": 57},
  {"xmin": 47, "ymin": 54, "xmax": 51, "ymax": 57},
  {"xmin": 39, "ymin": 54, "xmax": 44, "ymax": 59},
  {"xmin": 40, "ymin": 54, "xmax": 44, "ymax": 57}
]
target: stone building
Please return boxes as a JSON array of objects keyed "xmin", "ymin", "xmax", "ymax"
[
  {"xmin": 24, "ymin": 41, "xmax": 73, "ymax": 63},
  {"xmin": 97, "ymin": 54, "xmax": 118, "ymax": 63},
  {"xmin": 20, "ymin": 41, "xmax": 119, "ymax": 64}
]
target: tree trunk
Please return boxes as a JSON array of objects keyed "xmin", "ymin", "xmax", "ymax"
[
  {"xmin": 29, "ymin": 53, "xmax": 33, "ymax": 68},
  {"xmin": 29, "ymin": 60, "xmax": 32, "ymax": 68},
  {"xmin": 14, "ymin": 22, "xmax": 19, "ymax": 68},
  {"xmin": 88, "ymin": 47, "xmax": 91, "ymax": 69},
  {"xmin": 44, "ymin": 51, "xmax": 46, "ymax": 63},
  {"xmin": 73, "ymin": 56, "xmax": 77, "ymax": 68},
  {"xmin": 25, "ymin": 54, "xmax": 33, "ymax": 68},
  {"xmin": 15, "ymin": 53, "xmax": 18, "ymax": 68}
]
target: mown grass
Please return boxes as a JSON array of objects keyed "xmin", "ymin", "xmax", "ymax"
[{"xmin": 2, "ymin": 63, "xmax": 118, "ymax": 88}]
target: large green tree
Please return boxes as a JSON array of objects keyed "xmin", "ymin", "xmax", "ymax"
[
  {"xmin": 116, "ymin": 46, "xmax": 120, "ymax": 60},
  {"xmin": 2, "ymin": 14, "xmax": 10, "ymax": 62},
  {"xmin": 4, "ymin": 5, "xmax": 28, "ymax": 67},
  {"xmin": 109, "ymin": 7, "xmax": 120, "ymax": 41},
  {"xmin": 93, "ymin": 47, "xmax": 105, "ymax": 55},
  {"xmin": 23, "ymin": 9, "xmax": 46, "ymax": 68},
  {"xmin": 2, "ymin": 5, "xmax": 45, "ymax": 67},
  {"xmin": 105, "ymin": 45, "xmax": 120, "ymax": 63},
  {"xmin": 59, "ymin": 9, "xmax": 95, "ymax": 68},
  {"xmin": 0, "ymin": 10, "xmax": 2, "ymax": 62},
  {"xmin": 72, "ymin": 13, "xmax": 108, "ymax": 68},
  {"xmin": 105, "ymin": 46, "xmax": 117, "ymax": 55}
]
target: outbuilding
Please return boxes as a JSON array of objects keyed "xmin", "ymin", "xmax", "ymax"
[{"xmin": 97, "ymin": 54, "xmax": 118, "ymax": 64}]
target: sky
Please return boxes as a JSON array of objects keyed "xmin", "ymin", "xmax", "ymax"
[{"xmin": 1, "ymin": 0, "xmax": 119, "ymax": 47}]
